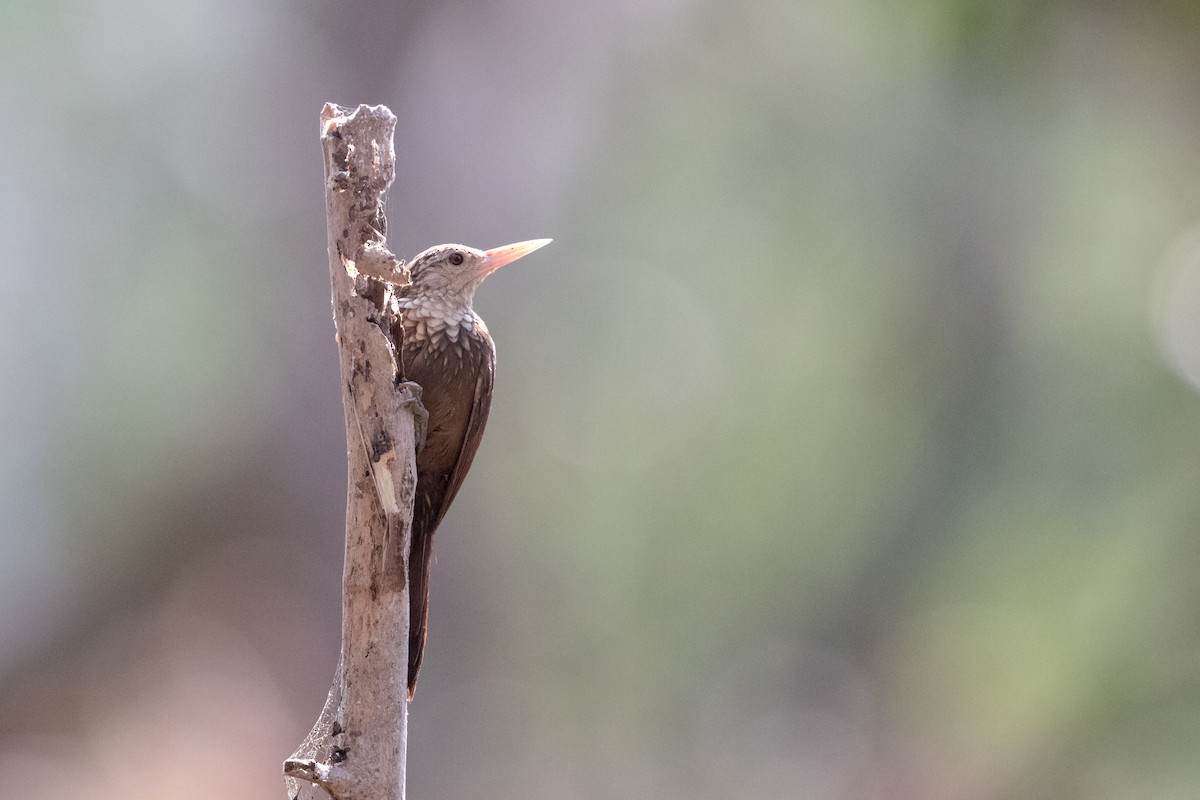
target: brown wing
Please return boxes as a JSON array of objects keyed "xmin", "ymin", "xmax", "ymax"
[{"xmin": 407, "ymin": 345, "xmax": 494, "ymax": 699}]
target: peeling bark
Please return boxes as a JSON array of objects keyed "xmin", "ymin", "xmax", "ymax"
[{"xmin": 283, "ymin": 103, "xmax": 415, "ymax": 800}]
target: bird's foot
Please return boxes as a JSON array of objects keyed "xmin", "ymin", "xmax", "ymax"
[{"xmin": 397, "ymin": 381, "xmax": 428, "ymax": 452}]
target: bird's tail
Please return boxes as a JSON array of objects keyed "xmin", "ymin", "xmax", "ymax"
[{"xmin": 407, "ymin": 524, "xmax": 435, "ymax": 700}]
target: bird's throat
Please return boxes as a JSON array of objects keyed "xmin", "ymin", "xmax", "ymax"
[{"xmin": 395, "ymin": 293, "xmax": 486, "ymax": 349}]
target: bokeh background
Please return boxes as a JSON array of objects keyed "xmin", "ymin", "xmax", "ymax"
[{"xmin": 5, "ymin": 1, "xmax": 1200, "ymax": 798}]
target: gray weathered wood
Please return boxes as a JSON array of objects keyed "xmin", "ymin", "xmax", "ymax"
[{"xmin": 283, "ymin": 103, "xmax": 416, "ymax": 800}]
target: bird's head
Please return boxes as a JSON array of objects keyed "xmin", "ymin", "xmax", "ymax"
[{"xmin": 406, "ymin": 239, "xmax": 552, "ymax": 305}]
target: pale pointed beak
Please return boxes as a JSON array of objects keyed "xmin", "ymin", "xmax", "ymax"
[{"xmin": 479, "ymin": 238, "xmax": 552, "ymax": 275}]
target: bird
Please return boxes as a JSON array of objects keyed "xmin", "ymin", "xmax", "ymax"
[{"xmin": 388, "ymin": 238, "xmax": 551, "ymax": 700}]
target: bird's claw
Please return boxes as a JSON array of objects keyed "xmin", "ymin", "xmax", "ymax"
[{"xmin": 397, "ymin": 380, "xmax": 429, "ymax": 452}]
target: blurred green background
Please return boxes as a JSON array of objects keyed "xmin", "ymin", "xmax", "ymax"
[{"xmin": 5, "ymin": 1, "xmax": 1200, "ymax": 798}]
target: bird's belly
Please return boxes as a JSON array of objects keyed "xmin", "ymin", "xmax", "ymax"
[
  {"xmin": 404, "ymin": 346, "xmax": 480, "ymax": 474},
  {"xmin": 417, "ymin": 394, "xmax": 469, "ymax": 473}
]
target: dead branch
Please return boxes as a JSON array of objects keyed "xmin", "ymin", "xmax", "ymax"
[{"xmin": 283, "ymin": 103, "xmax": 417, "ymax": 800}]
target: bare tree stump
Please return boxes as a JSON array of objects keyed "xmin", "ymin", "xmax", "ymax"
[{"xmin": 283, "ymin": 103, "xmax": 417, "ymax": 800}]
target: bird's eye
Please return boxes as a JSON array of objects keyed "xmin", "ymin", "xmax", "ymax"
[{"xmin": 448, "ymin": 252, "xmax": 464, "ymax": 266}]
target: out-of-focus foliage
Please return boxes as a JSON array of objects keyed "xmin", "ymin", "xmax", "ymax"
[{"xmin": 4, "ymin": 1, "xmax": 1200, "ymax": 798}]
